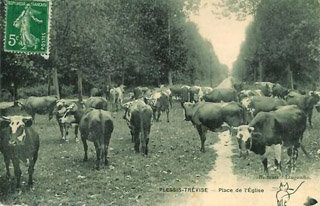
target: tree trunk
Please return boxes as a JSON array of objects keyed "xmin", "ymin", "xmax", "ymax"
[
  {"xmin": 168, "ymin": 69, "xmax": 173, "ymax": 86},
  {"xmin": 287, "ymin": 64, "xmax": 294, "ymax": 90},
  {"xmin": 0, "ymin": 1, "xmax": 3, "ymax": 99},
  {"xmin": 77, "ymin": 70, "xmax": 83, "ymax": 102},
  {"xmin": 210, "ymin": 70, "xmax": 214, "ymax": 87},
  {"xmin": 52, "ymin": 68, "xmax": 60, "ymax": 99},
  {"xmin": 106, "ymin": 73, "xmax": 111, "ymax": 87},
  {"xmin": 258, "ymin": 60, "xmax": 263, "ymax": 82},
  {"xmin": 253, "ymin": 66, "xmax": 256, "ymax": 83},
  {"xmin": 121, "ymin": 60, "xmax": 125, "ymax": 85},
  {"xmin": 121, "ymin": 73, "xmax": 125, "ymax": 85},
  {"xmin": 47, "ymin": 69, "xmax": 51, "ymax": 95}
]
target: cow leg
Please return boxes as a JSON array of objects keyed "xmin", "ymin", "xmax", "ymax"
[
  {"xmin": 28, "ymin": 145, "xmax": 39, "ymax": 186},
  {"xmin": 157, "ymin": 110, "xmax": 161, "ymax": 122},
  {"xmin": 58, "ymin": 121, "xmax": 64, "ymax": 140},
  {"xmin": 130, "ymin": 129, "xmax": 134, "ymax": 143},
  {"xmin": 94, "ymin": 142, "xmax": 101, "ymax": 170},
  {"xmin": 166, "ymin": 108, "xmax": 170, "ymax": 122},
  {"xmin": 153, "ymin": 110, "xmax": 157, "ymax": 121},
  {"xmin": 287, "ymin": 147, "xmax": 293, "ymax": 169},
  {"xmin": 74, "ymin": 125, "xmax": 79, "ymax": 142},
  {"xmin": 64, "ymin": 124, "xmax": 70, "ymax": 141},
  {"xmin": 104, "ymin": 136, "xmax": 111, "ymax": 165},
  {"xmin": 274, "ymin": 144, "xmax": 282, "ymax": 175},
  {"xmin": 307, "ymin": 110, "xmax": 313, "ymax": 128},
  {"xmin": 12, "ymin": 159, "xmax": 21, "ymax": 189},
  {"xmin": 27, "ymin": 159, "xmax": 36, "ymax": 186},
  {"xmin": 134, "ymin": 131, "xmax": 140, "ymax": 153},
  {"xmin": 144, "ymin": 126, "xmax": 151, "ymax": 155},
  {"xmin": 81, "ymin": 135, "xmax": 88, "ymax": 162},
  {"xmin": 261, "ymin": 157, "xmax": 269, "ymax": 175},
  {"xmin": 196, "ymin": 125, "xmax": 207, "ymax": 153},
  {"xmin": 290, "ymin": 146, "xmax": 299, "ymax": 174},
  {"xmin": 4, "ymin": 155, "xmax": 11, "ymax": 178}
]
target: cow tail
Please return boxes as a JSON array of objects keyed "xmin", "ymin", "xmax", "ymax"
[
  {"xmin": 99, "ymin": 111, "xmax": 106, "ymax": 146},
  {"xmin": 139, "ymin": 109, "xmax": 144, "ymax": 153}
]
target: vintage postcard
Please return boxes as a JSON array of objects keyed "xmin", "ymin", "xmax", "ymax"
[{"xmin": 0, "ymin": 0, "xmax": 319, "ymax": 206}]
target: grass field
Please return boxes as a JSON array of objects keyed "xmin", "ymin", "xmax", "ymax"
[
  {"xmin": 0, "ymin": 102, "xmax": 217, "ymax": 206},
  {"xmin": 232, "ymin": 108, "xmax": 320, "ymax": 178}
]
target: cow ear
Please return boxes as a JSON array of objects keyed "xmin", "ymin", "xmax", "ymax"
[
  {"xmin": 249, "ymin": 127, "xmax": 254, "ymax": 132},
  {"xmin": 23, "ymin": 117, "xmax": 33, "ymax": 127},
  {"xmin": 0, "ymin": 116, "xmax": 10, "ymax": 128}
]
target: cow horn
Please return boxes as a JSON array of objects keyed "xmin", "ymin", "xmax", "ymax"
[{"xmin": 1, "ymin": 116, "xmax": 10, "ymax": 121}]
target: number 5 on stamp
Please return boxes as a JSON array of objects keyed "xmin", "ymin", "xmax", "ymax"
[{"xmin": 4, "ymin": 0, "xmax": 51, "ymax": 55}]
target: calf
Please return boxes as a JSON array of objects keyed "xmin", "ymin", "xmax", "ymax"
[
  {"xmin": 233, "ymin": 105, "xmax": 307, "ymax": 174},
  {"xmin": 0, "ymin": 116, "xmax": 39, "ymax": 188},
  {"xmin": 123, "ymin": 100, "xmax": 153, "ymax": 155},
  {"xmin": 145, "ymin": 92, "xmax": 170, "ymax": 122},
  {"xmin": 110, "ymin": 85, "xmax": 125, "ymax": 111},
  {"xmin": 181, "ymin": 102, "xmax": 245, "ymax": 152},
  {"xmin": 61, "ymin": 105, "xmax": 114, "ymax": 169}
]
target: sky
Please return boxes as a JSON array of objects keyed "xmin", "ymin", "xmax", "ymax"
[{"xmin": 189, "ymin": 0, "xmax": 252, "ymax": 70}]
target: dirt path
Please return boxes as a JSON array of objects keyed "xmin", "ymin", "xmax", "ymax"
[
  {"xmin": 165, "ymin": 131, "xmax": 319, "ymax": 206},
  {"xmin": 176, "ymin": 130, "xmax": 237, "ymax": 206},
  {"xmin": 215, "ymin": 76, "xmax": 233, "ymax": 89}
]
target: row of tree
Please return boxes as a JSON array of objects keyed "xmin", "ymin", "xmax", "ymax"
[
  {"xmin": 229, "ymin": 0, "xmax": 319, "ymax": 90},
  {"xmin": 0, "ymin": 0, "xmax": 228, "ymax": 99}
]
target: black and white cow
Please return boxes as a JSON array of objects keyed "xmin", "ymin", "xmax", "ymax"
[
  {"xmin": 145, "ymin": 91, "xmax": 170, "ymax": 122},
  {"xmin": 233, "ymin": 105, "xmax": 307, "ymax": 174},
  {"xmin": 0, "ymin": 116, "xmax": 40, "ymax": 188},
  {"xmin": 54, "ymin": 99, "xmax": 79, "ymax": 141}
]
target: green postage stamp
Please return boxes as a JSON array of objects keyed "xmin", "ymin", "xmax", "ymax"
[{"xmin": 4, "ymin": 0, "xmax": 51, "ymax": 55}]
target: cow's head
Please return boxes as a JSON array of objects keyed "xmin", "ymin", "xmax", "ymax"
[
  {"xmin": 0, "ymin": 116, "xmax": 33, "ymax": 146},
  {"xmin": 240, "ymin": 98, "xmax": 254, "ymax": 120},
  {"xmin": 53, "ymin": 100, "xmax": 66, "ymax": 115},
  {"xmin": 60, "ymin": 103, "xmax": 79, "ymax": 124},
  {"xmin": 181, "ymin": 102, "xmax": 195, "ymax": 121},
  {"xmin": 232, "ymin": 125, "xmax": 254, "ymax": 158}
]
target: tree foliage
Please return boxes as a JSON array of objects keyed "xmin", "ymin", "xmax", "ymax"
[
  {"xmin": 0, "ymin": 0, "xmax": 227, "ymax": 95},
  {"xmin": 231, "ymin": 0, "xmax": 319, "ymax": 89}
]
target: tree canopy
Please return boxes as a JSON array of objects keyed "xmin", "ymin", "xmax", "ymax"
[
  {"xmin": 230, "ymin": 0, "xmax": 319, "ymax": 89},
  {"xmin": 0, "ymin": 0, "xmax": 228, "ymax": 97}
]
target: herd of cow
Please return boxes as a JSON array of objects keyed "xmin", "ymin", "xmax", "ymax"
[{"xmin": 0, "ymin": 81, "xmax": 319, "ymax": 190}]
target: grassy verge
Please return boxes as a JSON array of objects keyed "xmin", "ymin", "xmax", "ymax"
[{"xmin": 0, "ymin": 102, "xmax": 217, "ymax": 206}]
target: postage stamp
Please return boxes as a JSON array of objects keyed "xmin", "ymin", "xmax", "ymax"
[{"xmin": 4, "ymin": 0, "xmax": 51, "ymax": 55}]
